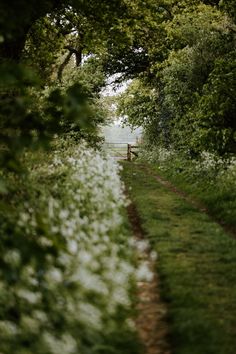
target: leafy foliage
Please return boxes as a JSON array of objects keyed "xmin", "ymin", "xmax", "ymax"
[
  {"xmin": 118, "ymin": 1, "xmax": 236, "ymax": 156},
  {"xmin": 0, "ymin": 62, "xmax": 105, "ymax": 173},
  {"xmin": 0, "ymin": 140, "xmax": 140, "ymax": 354},
  {"xmin": 191, "ymin": 52, "xmax": 236, "ymax": 154},
  {"xmin": 0, "ymin": 0, "xmax": 132, "ymax": 172}
]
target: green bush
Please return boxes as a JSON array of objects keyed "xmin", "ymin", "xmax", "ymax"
[{"xmin": 0, "ymin": 139, "xmax": 140, "ymax": 354}]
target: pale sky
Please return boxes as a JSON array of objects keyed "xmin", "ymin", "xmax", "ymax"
[{"xmin": 101, "ymin": 75, "xmax": 132, "ymax": 97}]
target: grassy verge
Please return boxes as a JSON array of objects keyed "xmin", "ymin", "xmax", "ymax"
[
  {"xmin": 121, "ymin": 161, "xmax": 236, "ymax": 354},
  {"xmin": 149, "ymin": 159, "xmax": 236, "ymax": 232}
]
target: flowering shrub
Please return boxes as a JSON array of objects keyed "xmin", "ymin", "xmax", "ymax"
[
  {"xmin": 0, "ymin": 141, "xmax": 140, "ymax": 354},
  {"xmin": 138, "ymin": 146, "xmax": 174, "ymax": 165},
  {"xmin": 139, "ymin": 145, "xmax": 236, "ymax": 180}
]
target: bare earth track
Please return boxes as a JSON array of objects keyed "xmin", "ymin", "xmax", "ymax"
[{"xmin": 127, "ymin": 201, "xmax": 171, "ymax": 354}]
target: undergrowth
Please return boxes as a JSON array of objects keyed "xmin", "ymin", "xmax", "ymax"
[{"xmin": 0, "ymin": 138, "xmax": 140, "ymax": 354}]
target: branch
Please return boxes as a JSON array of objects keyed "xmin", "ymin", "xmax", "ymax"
[
  {"xmin": 57, "ymin": 51, "xmax": 73, "ymax": 82},
  {"xmin": 64, "ymin": 45, "xmax": 82, "ymax": 66}
]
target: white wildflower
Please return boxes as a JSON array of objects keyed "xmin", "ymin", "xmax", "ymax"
[
  {"xmin": 150, "ymin": 250, "xmax": 158, "ymax": 261},
  {"xmin": 3, "ymin": 250, "xmax": 21, "ymax": 266},
  {"xmin": 136, "ymin": 262, "xmax": 154, "ymax": 282},
  {"xmin": 17, "ymin": 289, "xmax": 41, "ymax": 304},
  {"xmin": 0, "ymin": 321, "xmax": 18, "ymax": 336},
  {"xmin": 67, "ymin": 239, "xmax": 78, "ymax": 254},
  {"xmin": 45, "ymin": 268, "xmax": 63, "ymax": 284}
]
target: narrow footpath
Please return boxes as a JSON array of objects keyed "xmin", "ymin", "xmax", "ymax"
[{"xmin": 127, "ymin": 201, "xmax": 171, "ymax": 354}]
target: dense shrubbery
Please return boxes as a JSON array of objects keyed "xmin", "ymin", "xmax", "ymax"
[
  {"xmin": 117, "ymin": 2, "xmax": 236, "ymax": 157},
  {"xmin": 0, "ymin": 139, "xmax": 140, "ymax": 354},
  {"xmin": 0, "ymin": 56, "xmax": 108, "ymax": 175}
]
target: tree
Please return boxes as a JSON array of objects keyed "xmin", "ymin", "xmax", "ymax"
[
  {"xmin": 0, "ymin": 0, "xmax": 132, "ymax": 171},
  {"xmin": 220, "ymin": 0, "xmax": 236, "ymax": 22},
  {"xmin": 118, "ymin": 1, "xmax": 236, "ymax": 156},
  {"xmin": 191, "ymin": 52, "xmax": 236, "ymax": 154}
]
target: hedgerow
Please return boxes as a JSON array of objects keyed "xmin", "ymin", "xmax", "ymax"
[{"xmin": 0, "ymin": 139, "xmax": 140, "ymax": 354}]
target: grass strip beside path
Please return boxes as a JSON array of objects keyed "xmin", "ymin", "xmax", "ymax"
[
  {"xmin": 150, "ymin": 163, "xmax": 236, "ymax": 232},
  {"xmin": 121, "ymin": 161, "xmax": 236, "ymax": 354}
]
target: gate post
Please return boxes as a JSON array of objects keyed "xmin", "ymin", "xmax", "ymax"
[{"xmin": 127, "ymin": 144, "xmax": 131, "ymax": 161}]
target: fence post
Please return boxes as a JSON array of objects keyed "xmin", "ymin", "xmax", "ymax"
[{"xmin": 127, "ymin": 144, "xmax": 131, "ymax": 161}]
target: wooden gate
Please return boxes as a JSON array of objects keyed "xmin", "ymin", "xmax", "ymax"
[{"xmin": 104, "ymin": 142, "xmax": 139, "ymax": 160}]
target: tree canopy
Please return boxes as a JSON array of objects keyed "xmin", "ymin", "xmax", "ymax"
[
  {"xmin": 117, "ymin": 0, "xmax": 236, "ymax": 156},
  {"xmin": 0, "ymin": 0, "xmax": 235, "ymax": 169}
]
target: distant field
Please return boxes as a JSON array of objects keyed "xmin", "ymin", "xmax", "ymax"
[
  {"xmin": 104, "ymin": 142, "xmax": 127, "ymax": 158},
  {"xmin": 101, "ymin": 124, "xmax": 142, "ymax": 143}
]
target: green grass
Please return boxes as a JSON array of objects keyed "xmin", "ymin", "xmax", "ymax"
[
  {"xmin": 121, "ymin": 161, "xmax": 236, "ymax": 354},
  {"xmin": 150, "ymin": 162, "xmax": 236, "ymax": 231}
]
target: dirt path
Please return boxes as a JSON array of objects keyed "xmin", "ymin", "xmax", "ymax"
[{"xmin": 127, "ymin": 202, "xmax": 171, "ymax": 354}]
